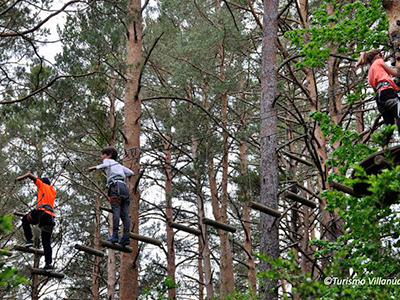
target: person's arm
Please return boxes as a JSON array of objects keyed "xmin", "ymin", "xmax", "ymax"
[
  {"xmin": 381, "ymin": 61, "xmax": 399, "ymax": 77},
  {"xmin": 87, "ymin": 159, "xmax": 110, "ymax": 172},
  {"xmin": 122, "ymin": 166, "xmax": 134, "ymax": 178},
  {"xmin": 15, "ymin": 173, "xmax": 37, "ymax": 182},
  {"xmin": 87, "ymin": 166, "xmax": 97, "ymax": 172}
]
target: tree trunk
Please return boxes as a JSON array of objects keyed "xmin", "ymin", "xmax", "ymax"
[
  {"xmin": 192, "ymin": 136, "xmax": 214, "ymax": 300},
  {"xmin": 107, "ymin": 213, "xmax": 116, "ymax": 300},
  {"xmin": 165, "ymin": 130, "xmax": 176, "ymax": 299},
  {"xmin": 91, "ymin": 199, "xmax": 101, "ymax": 300},
  {"xmin": 239, "ymin": 141, "xmax": 257, "ymax": 294},
  {"xmin": 120, "ymin": 0, "xmax": 142, "ymax": 298},
  {"xmin": 215, "ymin": 0, "xmax": 235, "ymax": 294},
  {"xmin": 107, "ymin": 75, "xmax": 117, "ymax": 300},
  {"xmin": 259, "ymin": 0, "xmax": 279, "ymax": 299},
  {"xmin": 31, "ymin": 234, "xmax": 40, "ymax": 300},
  {"xmin": 200, "ymin": 83, "xmax": 234, "ymax": 298}
]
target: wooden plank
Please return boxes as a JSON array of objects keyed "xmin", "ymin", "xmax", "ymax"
[
  {"xmin": 168, "ymin": 222, "xmax": 201, "ymax": 236},
  {"xmin": 74, "ymin": 244, "xmax": 105, "ymax": 257},
  {"xmin": 283, "ymin": 191, "xmax": 317, "ymax": 209},
  {"xmin": 14, "ymin": 245, "xmax": 44, "ymax": 256},
  {"xmin": 329, "ymin": 181, "xmax": 362, "ymax": 198},
  {"xmin": 100, "ymin": 206, "xmax": 113, "ymax": 213},
  {"xmin": 100, "ymin": 240, "xmax": 132, "ymax": 253},
  {"xmin": 31, "ymin": 268, "xmax": 65, "ymax": 279},
  {"xmin": 128, "ymin": 233, "xmax": 163, "ymax": 246},
  {"xmin": 249, "ymin": 201, "xmax": 281, "ymax": 218},
  {"xmin": 202, "ymin": 218, "xmax": 236, "ymax": 233}
]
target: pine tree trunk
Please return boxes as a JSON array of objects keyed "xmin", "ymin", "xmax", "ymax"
[
  {"xmin": 32, "ymin": 235, "xmax": 40, "ymax": 300},
  {"xmin": 120, "ymin": 0, "xmax": 142, "ymax": 298},
  {"xmin": 259, "ymin": 0, "xmax": 279, "ymax": 299},
  {"xmin": 239, "ymin": 141, "xmax": 257, "ymax": 294},
  {"xmin": 91, "ymin": 199, "xmax": 101, "ymax": 300},
  {"xmin": 165, "ymin": 131, "xmax": 176, "ymax": 299},
  {"xmin": 201, "ymin": 85, "xmax": 234, "ymax": 298},
  {"xmin": 107, "ymin": 75, "xmax": 117, "ymax": 300},
  {"xmin": 192, "ymin": 136, "xmax": 214, "ymax": 300},
  {"xmin": 107, "ymin": 213, "xmax": 116, "ymax": 300}
]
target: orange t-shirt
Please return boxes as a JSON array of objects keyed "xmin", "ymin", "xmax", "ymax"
[
  {"xmin": 35, "ymin": 179, "xmax": 56, "ymax": 216},
  {"xmin": 368, "ymin": 58, "xmax": 399, "ymax": 91}
]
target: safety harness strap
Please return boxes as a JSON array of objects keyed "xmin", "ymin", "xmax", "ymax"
[
  {"xmin": 38, "ymin": 204, "xmax": 54, "ymax": 213},
  {"xmin": 376, "ymin": 81, "xmax": 393, "ymax": 92}
]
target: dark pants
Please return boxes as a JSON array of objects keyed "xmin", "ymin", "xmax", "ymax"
[
  {"xmin": 108, "ymin": 181, "xmax": 131, "ymax": 236},
  {"xmin": 22, "ymin": 210, "xmax": 54, "ymax": 265},
  {"xmin": 376, "ymin": 89, "xmax": 400, "ymax": 143}
]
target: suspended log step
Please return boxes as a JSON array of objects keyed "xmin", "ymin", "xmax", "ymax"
[
  {"xmin": 283, "ymin": 191, "xmax": 317, "ymax": 209},
  {"xmin": 74, "ymin": 244, "xmax": 105, "ymax": 258},
  {"xmin": 100, "ymin": 240, "xmax": 132, "ymax": 253},
  {"xmin": 281, "ymin": 150, "xmax": 314, "ymax": 167},
  {"xmin": 202, "ymin": 218, "xmax": 236, "ymax": 233},
  {"xmin": 14, "ymin": 212, "xmax": 25, "ymax": 217},
  {"xmin": 100, "ymin": 206, "xmax": 113, "ymax": 213},
  {"xmin": 14, "ymin": 245, "xmax": 44, "ymax": 256},
  {"xmin": 168, "ymin": 222, "xmax": 201, "ymax": 236},
  {"xmin": 329, "ymin": 181, "xmax": 362, "ymax": 198},
  {"xmin": 249, "ymin": 201, "xmax": 281, "ymax": 218},
  {"xmin": 31, "ymin": 268, "xmax": 65, "ymax": 279},
  {"xmin": 128, "ymin": 233, "xmax": 163, "ymax": 246}
]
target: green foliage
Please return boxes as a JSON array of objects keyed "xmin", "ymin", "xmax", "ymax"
[
  {"xmin": 140, "ymin": 276, "xmax": 179, "ymax": 300},
  {"xmin": 285, "ymin": 0, "xmax": 388, "ymax": 67},
  {"xmin": 0, "ymin": 215, "xmax": 29, "ymax": 293},
  {"xmin": 310, "ymin": 110, "xmax": 375, "ymax": 174}
]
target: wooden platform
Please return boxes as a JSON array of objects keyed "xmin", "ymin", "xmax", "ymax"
[
  {"xmin": 14, "ymin": 245, "xmax": 44, "ymax": 256},
  {"xmin": 31, "ymin": 268, "xmax": 65, "ymax": 279},
  {"xmin": 100, "ymin": 240, "xmax": 132, "ymax": 253},
  {"xmin": 351, "ymin": 145, "xmax": 400, "ymax": 207},
  {"xmin": 74, "ymin": 244, "xmax": 105, "ymax": 257}
]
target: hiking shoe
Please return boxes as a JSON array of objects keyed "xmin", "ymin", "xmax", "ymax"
[
  {"xmin": 118, "ymin": 235, "xmax": 130, "ymax": 246},
  {"xmin": 23, "ymin": 240, "xmax": 33, "ymax": 247},
  {"xmin": 107, "ymin": 234, "xmax": 119, "ymax": 243},
  {"xmin": 42, "ymin": 264, "xmax": 53, "ymax": 271}
]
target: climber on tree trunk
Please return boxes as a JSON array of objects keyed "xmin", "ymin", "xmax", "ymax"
[
  {"xmin": 357, "ymin": 49, "xmax": 400, "ymax": 144},
  {"xmin": 15, "ymin": 173, "xmax": 56, "ymax": 271}
]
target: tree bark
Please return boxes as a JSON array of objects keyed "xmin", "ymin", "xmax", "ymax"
[
  {"xmin": 107, "ymin": 77, "xmax": 117, "ymax": 300},
  {"xmin": 120, "ymin": 0, "xmax": 142, "ymax": 298},
  {"xmin": 91, "ymin": 199, "xmax": 101, "ymax": 300},
  {"xmin": 192, "ymin": 135, "xmax": 214, "ymax": 300},
  {"xmin": 165, "ymin": 129, "xmax": 176, "ymax": 299},
  {"xmin": 259, "ymin": 0, "xmax": 279, "ymax": 299}
]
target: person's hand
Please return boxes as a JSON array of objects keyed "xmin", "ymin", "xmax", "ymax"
[{"xmin": 87, "ymin": 166, "xmax": 96, "ymax": 172}]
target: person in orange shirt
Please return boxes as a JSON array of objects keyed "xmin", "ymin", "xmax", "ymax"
[
  {"xmin": 15, "ymin": 173, "xmax": 56, "ymax": 271},
  {"xmin": 357, "ymin": 49, "xmax": 400, "ymax": 143}
]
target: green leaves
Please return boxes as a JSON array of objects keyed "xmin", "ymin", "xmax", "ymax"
[{"xmin": 286, "ymin": 0, "xmax": 388, "ymax": 68}]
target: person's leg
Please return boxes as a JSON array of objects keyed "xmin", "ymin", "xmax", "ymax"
[
  {"xmin": 109, "ymin": 200, "xmax": 121, "ymax": 242},
  {"xmin": 39, "ymin": 212, "xmax": 54, "ymax": 268},
  {"xmin": 22, "ymin": 210, "xmax": 39, "ymax": 246},
  {"xmin": 120, "ymin": 199, "xmax": 131, "ymax": 237},
  {"xmin": 380, "ymin": 106, "xmax": 395, "ymax": 145}
]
